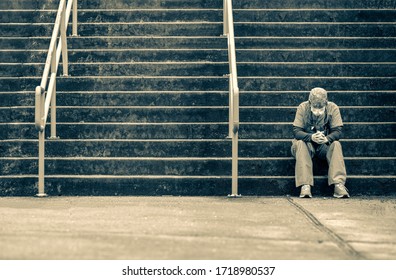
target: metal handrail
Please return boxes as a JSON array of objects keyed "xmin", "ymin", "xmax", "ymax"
[
  {"xmin": 35, "ymin": 0, "xmax": 78, "ymax": 196},
  {"xmin": 223, "ymin": 0, "xmax": 240, "ymax": 197}
]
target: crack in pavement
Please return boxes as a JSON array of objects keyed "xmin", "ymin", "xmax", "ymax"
[{"xmin": 286, "ymin": 196, "xmax": 366, "ymax": 260}]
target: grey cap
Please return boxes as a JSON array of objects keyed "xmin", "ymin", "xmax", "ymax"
[{"xmin": 309, "ymin": 87, "xmax": 328, "ymax": 108}]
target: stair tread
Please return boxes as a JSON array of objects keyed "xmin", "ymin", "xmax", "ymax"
[
  {"xmin": 2, "ymin": 138, "xmax": 395, "ymax": 142},
  {"xmin": 3, "ymin": 156, "xmax": 395, "ymax": 160},
  {"xmin": 2, "ymin": 174, "xmax": 395, "ymax": 179}
]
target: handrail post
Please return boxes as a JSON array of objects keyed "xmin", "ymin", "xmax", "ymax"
[
  {"xmin": 50, "ymin": 82, "xmax": 58, "ymax": 139},
  {"xmin": 232, "ymin": 128, "xmax": 239, "ymax": 196},
  {"xmin": 35, "ymin": 86, "xmax": 44, "ymax": 131},
  {"xmin": 35, "ymin": 85, "xmax": 47, "ymax": 197},
  {"xmin": 36, "ymin": 130, "xmax": 47, "ymax": 197},
  {"xmin": 224, "ymin": 0, "xmax": 241, "ymax": 197},
  {"xmin": 72, "ymin": 0, "xmax": 78, "ymax": 36},
  {"xmin": 223, "ymin": 0, "xmax": 228, "ymax": 35},
  {"xmin": 230, "ymin": 88, "xmax": 241, "ymax": 197},
  {"xmin": 50, "ymin": 43, "xmax": 58, "ymax": 139},
  {"xmin": 61, "ymin": 0, "xmax": 69, "ymax": 76},
  {"xmin": 228, "ymin": 74, "xmax": 233, "ymax": 138},
  {"xmin": 230, "ymin": 86, "xmax": 240, "ymax": 197}
]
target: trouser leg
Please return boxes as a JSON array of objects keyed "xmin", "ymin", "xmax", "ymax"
[
  {"xmin": 291, "ymin": 140, "xmax": 314, "ymax": 187},
  {"xmin": 326, "ymin": 141, "xmax": 347, "ymax": 185}
]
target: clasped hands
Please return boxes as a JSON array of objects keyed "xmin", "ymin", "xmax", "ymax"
[{"xmin": 311, "ymin": 131, "xmax": 329, "ymax": 144}]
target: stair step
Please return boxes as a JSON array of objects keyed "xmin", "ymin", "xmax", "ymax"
[
  {"xmin": 0, "ymin": 9, "xmax": 223, "ymax": 23},
  {"xmin": 2, "ymin": 22, "xmax": 395, "ymax": 37},
  {"xmin": 1, "ymin": 175, "xmax": 395, "ymax": 196},
  {"xmin": 0, "ymin": 0, "xmax": 223, "ymax": 10},
  {"xmin": 0, "ymin": 49, "xmax": 227, "ymax": 63},
  {"xmin": 1, "ymin": 123, "xmax": 395, "ymax": 140},
  {"xmin": 3, "ymin": 106, "xmax": 230, "ymax": 123},
  {"xmin": 0, "ymin": 176, "xmax": 396, "ymax": 196},
  {"xmin": 0, "ymin": 91, "xmax": 229, "ymax": 106},
  {"xmin": 4, "ymin": 0, "xmax": 396, "ymax": 10},
  {"xmin": 2, "ymin": 62, "xmax": 396, "ymax": 77},
  {"xmin": 2, "ymin": 91, "xmax": 394, "ymax": 107},
  {"xmin": 1, "ymin": 76, "xmax": 395, "ymax": 92},
  {"xmin": 239, "ymin": 91, "xmax": 396, "ymax": 106},
  {"xmin": 0, "ymin": 62, "xmax": 230, "ymax": 77},
  {"xmin": 236, "ymin": 63, "xmax": 396, "ymax": 77},
  {"xmin": 1, "ymin": 106, "xmax": 395, "ymax": 123},
  {"xmin": 238, "ymin": 77, "xmax": 396, "ymax": 91},
  {"xmin": 0, "ymin": 123, "xmax": 229, "ymax": 139},
  {"xmin": 0, "ymin": 0, "xmax": 59, "ymax": 9},
  {"xmin": 3, "ymin": 49, "xmax": 395, "ymax": 64},
  {"xmin": 236, "ymin": 37, "xmax": 396, "ymax": 49},
  {"xmin": 0, "ymin": 22, "xmax": 224, "ymax": 37},
  {"xmin": 234, "ymin": 23, "xmax": 396, "ymax": 37},
  {"xmin": 232, "ymin": 0, "xmax": 396, "ymax": 9},
  {"xmin": 1, "ymin": 157, "xmax": 394, "ymax": 176},
  {"xmin": 0, "ymin": 36, "xmax": 228, "ymax": 50},
  {"xmin": 4, "ymin": 0, "xmax": 395, "ymax": 10},
  {"xmin": 239, "ymin": 123, "xmax": 396, "ymax": 139},
  {"xmin": 2, "ymin": 37, "xmax": 395, "ymax": 50},
  {"xmin": 0, "ymin": 76, "xmax": 228, "ymax": 91},
  {"xmin": 1, "ymin": 139, "xmax": 395, "ymax": 158},
  {"xmin": 236, "ymin": 49, "xmax": 396, "ymax": 63},
  {"xmin": 3, "ymin": 9, "xmax": 396, "ymax": 24},
  {"xmin": 234, "ymin": 9, "xmax": 396, "ymax": 23}
]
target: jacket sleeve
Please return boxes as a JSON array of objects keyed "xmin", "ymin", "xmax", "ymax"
[
  {"xmin": 326, "ymin": 126, "xmax": 342, "ymax": 143},
  {"xmin": 293, "ymin": 126, "xmax": 312, "ymax": 142}
]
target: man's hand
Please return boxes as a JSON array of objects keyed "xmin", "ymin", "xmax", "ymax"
[{"xmin": 311, "ymin": 131, "xmax": 329, "ymax": 144}]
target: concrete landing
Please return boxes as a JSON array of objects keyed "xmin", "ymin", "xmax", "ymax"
[{"xmin": 0, "ymin": 196, "xmax": 395, "ymax": 260}]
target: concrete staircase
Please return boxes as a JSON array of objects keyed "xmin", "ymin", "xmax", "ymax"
[{"xmin": 0, "ymin": 0, "xmax": 395, "ymax": 196}]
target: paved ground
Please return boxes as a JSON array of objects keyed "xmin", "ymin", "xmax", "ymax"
[{"xmin": 0, "ymin": 196, "xmax": 395, "ymax": 260}]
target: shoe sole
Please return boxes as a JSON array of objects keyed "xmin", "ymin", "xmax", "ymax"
[{"xmin": 333, "ymin": 194, "xmax": 350, "ymax": 198}]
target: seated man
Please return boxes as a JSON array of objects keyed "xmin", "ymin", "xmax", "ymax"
[{"xmin": 291, "ymin": 87, "xmax": 350, "ymax": 198}]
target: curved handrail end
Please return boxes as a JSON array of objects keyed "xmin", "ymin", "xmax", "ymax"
[
  {"xmin": 35, "ymin": 121, "xmax": 45, "ymax": 132},
  {"xmin": 232, "ymin": 121, "xmax": 239, "ymax": 134},
  {"xmin": 35, "ymin": 86, "xmax": 44, "ymax": 95}
]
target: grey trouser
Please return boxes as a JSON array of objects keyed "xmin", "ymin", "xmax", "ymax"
[{"xmin": 291, "ymin": 140, "xmax": 347, "ymax": 187}]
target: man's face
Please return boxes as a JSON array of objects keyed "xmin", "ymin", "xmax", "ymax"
[{"xmin": 311, "ymin": 105, "xmax": 325, "ymax": 117}]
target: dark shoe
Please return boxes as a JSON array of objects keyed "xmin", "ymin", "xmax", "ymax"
[
  {"xmin": 300, "ymin": 185, "xmax": 312, "ymax": 198},
  {"xmin": 333, "ymin": 183, "xmax": 350, "ymax": 198}
]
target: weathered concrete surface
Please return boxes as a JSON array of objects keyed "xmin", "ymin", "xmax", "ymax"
[
  {"xmin": 0, "ymin": 196, "xmax": 395, "ymax": 260},
  {"xmin": 297, "ymin": 197, "xmax": 396, "ymax": 260}
]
